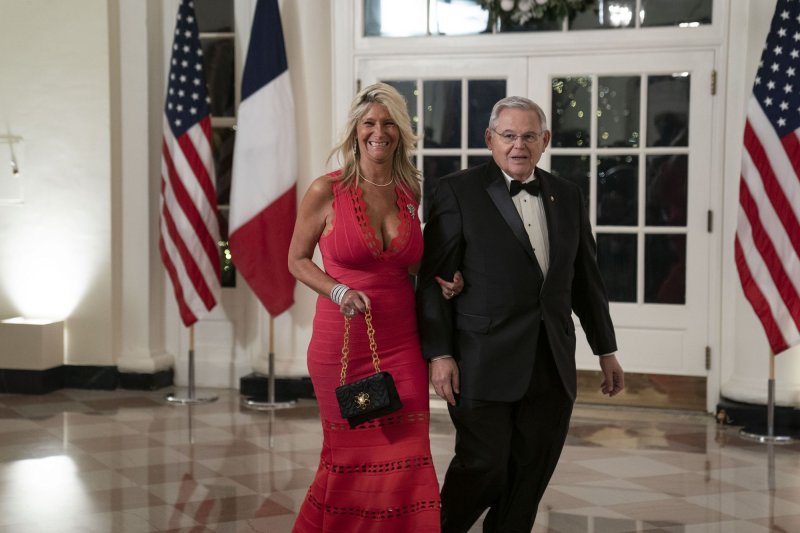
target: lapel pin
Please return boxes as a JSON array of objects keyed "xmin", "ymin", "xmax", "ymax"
[
  {"xmin": 407, "ymin": 203, "xmax": 416, "ymax": 219},
  {"xmin": 550, "ymin": 195, "xmax": 555, "ymax": 202}
]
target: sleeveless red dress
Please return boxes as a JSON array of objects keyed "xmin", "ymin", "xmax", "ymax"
[{"xmin": 292, "ymin": 176, "xmax": 441, "ymax": 532}]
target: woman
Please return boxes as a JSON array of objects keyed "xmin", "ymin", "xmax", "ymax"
[{"xmin": 288, "ymin": 83, "xmax": 459, "ymax": 532}]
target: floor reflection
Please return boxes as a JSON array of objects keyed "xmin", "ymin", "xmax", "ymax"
[{"xmin": 0, "ymin": 389, "xmax": 797, "ymax": 532}]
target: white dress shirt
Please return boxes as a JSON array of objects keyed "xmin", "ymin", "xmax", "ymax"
[{"xmin": 502, "ymin": 170, "xmax": 549, "ymax": 278}]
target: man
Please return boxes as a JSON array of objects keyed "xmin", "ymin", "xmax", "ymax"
[{"xmin": 416, "ymin": 96, "xmax": 624, "ymax": 533}]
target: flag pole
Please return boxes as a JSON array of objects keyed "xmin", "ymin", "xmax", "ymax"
[
  {"xmin": 166, "ymin": 325, "xmax": 219, "ymax": 405},
  {"xmin": 739, "ymin": 350, "xmax": 794, "ymax": 444},
  {"xmin": 768, "ymin": 351, "xmax": 775, "ymax": 438},
  {"xmin": 243, "ymin": 315, "xmax": 296, "ymax": 411}
]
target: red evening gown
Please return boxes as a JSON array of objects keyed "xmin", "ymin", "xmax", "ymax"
[{"xmin": 292, "ymin": 175, "xmax": 440, "ymax": 532}]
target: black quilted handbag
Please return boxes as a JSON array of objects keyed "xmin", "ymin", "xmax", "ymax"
[{"xmin": 335, "ymin": 308, "xmax": 402, "ymax": 428}]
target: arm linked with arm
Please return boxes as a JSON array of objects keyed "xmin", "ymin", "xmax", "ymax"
[{"xmin": 416, "ymin": 178, "xmax": 464, "ymax": 360}]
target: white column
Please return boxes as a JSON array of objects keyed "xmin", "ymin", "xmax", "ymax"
[
  {"xmin": 113, "ymin": 0, "xmax": 174, "ymax": 374},
  {"xmin": 722, "ymin": 289, "xmax": 800, "ymax": 407}
]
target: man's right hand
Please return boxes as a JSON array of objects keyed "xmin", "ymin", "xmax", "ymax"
[{"xmin": 430, "ymin": 357, "xmax": 460, "ymax": 406}]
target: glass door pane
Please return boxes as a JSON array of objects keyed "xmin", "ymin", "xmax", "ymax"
[
  {"xmin": 551, "ymin": 77, "xmax": 592, "ymax": 148},
  {"xmin": 598, "ymin": 76, "xmax": 640, "ymax": 148},
  {"xmin": 468, "ymin": 80, "xmax": 506, "ymax": 147},
  {"xmin": 423, "ymin": 80, "xmax": 462, "ymax": 148},
  {"xmin": 640, "ymin": 0, "xmax": 713, "ymax": 27}
]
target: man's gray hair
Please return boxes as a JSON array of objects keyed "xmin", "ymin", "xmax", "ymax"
[{"xmin": 488, "ymin": 96, "xmax": 548, "ymax": 131}]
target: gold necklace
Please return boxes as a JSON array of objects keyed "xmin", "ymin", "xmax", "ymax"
[{"xmin": 359, "ymin": 173, "xmax": 395, "ymax": 187}]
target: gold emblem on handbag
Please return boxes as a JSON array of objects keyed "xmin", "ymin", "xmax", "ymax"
[{"xmin": 334, "ymin": 308, "xmax": 402, "ymax": 428}]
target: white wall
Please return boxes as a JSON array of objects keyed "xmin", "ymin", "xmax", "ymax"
[
  {"xmin": 0, "ymin": 0, "xmax": 113, "ymax": 366},
  {"xmin": 1, "ymin": 0, "xmax": 797, "ymax": 408}
]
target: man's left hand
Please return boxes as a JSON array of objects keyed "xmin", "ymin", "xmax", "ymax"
[{"xmin": 599, "ymin": 354, "xmax": 624, "ymax": 397}]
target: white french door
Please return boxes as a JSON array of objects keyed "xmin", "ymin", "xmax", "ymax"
[
  {"xmin": 530, "ymin": 51, "xmax": 715, "ymax": 378},
  {"xmin": 358, "ymin": 50, "xmax": 716, "ymax": 385}
]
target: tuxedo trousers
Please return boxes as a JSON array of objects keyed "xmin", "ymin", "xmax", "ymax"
[{"xmin": 440, "ymin": 328, "xmax": 574, "ymax": 533}]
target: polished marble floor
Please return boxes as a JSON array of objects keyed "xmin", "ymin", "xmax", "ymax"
[{"xmin": 0, "ymin": 388, "xmax": 798, "ymax": 532}]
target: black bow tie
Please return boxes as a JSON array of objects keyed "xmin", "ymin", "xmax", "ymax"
[{"xmin": 509, "ymin": 179, "xmax": 540, "ymax": 197}]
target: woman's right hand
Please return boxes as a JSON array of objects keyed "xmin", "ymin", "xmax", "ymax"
[
  {"xmin": 340, "ymin": 289, "xmax": 371, "ymax": 317},
  {"xmin": 436, "ymin": 270, "xmax": 464, "ymax": 300}
]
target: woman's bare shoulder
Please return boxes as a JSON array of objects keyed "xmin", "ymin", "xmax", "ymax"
[{"xmin": 305, "ymin": 173, "xmax": 341, "ymax": 202}]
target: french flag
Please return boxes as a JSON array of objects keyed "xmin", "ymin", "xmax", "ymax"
[{"xmin": 229, "ymin": 0, "xmax": 297, "ymax": 317}]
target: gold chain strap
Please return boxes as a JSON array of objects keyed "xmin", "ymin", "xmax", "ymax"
[{"xmin": 339, "ymin": 308, "xmax": 381, "ymax": 386}]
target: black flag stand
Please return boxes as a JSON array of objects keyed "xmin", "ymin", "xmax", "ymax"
[
  {"xmin": 166, "ymin": 325, "xmax": 219, "ymax": 405},
  {"xmin": 242, "ymin": 316, "xmax": 296, "ymax": 411},
  {"xmin": 739, "ymin": 351, "xmax": 795, "ymax": 444}
]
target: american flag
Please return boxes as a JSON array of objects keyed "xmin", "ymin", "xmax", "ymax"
[
  {"xmin": 159, "ymin": 0, "xmax": 222, "ymax": 327},
  {"xmin": 735, "ymin": 0, "xmax": 800, "ymax": 355}
]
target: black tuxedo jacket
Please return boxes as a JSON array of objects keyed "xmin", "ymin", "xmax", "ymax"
[{"xmin": 416, "ymin": 160, "xmax": 617, "ymax": 402}]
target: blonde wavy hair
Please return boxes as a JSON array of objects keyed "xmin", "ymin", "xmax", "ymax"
[{"xmin": 329, "ymin": 82, "xmax": 421, "ymax": 200}]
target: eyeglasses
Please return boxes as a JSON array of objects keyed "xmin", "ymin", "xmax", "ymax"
[{"xmin": 492, "ymin": 129, "xmax": 544, "ymax": 144}]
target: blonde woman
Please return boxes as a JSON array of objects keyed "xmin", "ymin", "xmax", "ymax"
[{"xmin": 289, "ymin": 83, "xmax": 460, "ymax": 532}]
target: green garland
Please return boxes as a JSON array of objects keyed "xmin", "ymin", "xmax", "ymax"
[{"xmin": 480, "ymin": 0, "xmax": 594, "ymax": 26}]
